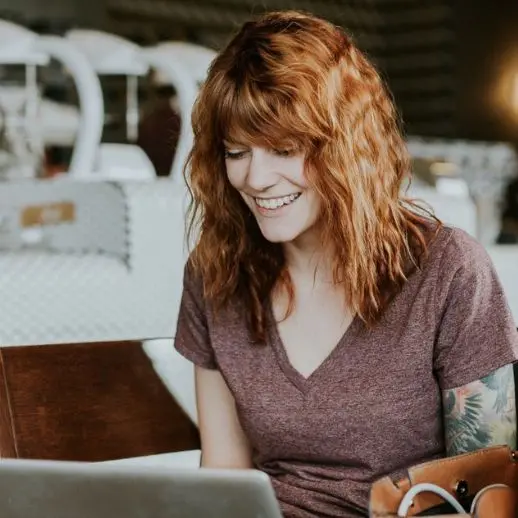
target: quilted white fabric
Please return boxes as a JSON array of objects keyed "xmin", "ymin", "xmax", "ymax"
[
  {"xmin": 0, "ymin": 178, "xmax": 191, "ymax": 347},
  {"xmin": 142, "ymin": 337, "xmax": 197, "ymax": 424},
  {"xmin": 0, "ymin": 180, "xmax": 128, "ymax": 258}
]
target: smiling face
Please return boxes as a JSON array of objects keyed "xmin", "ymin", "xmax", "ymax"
[{"xmin": 224, "ymin": 141, "xmax": 321, "ymax": 245}]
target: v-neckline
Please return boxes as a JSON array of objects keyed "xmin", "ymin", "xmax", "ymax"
[{"xmin": 266, "ymin": 301, "xmax": 362, "ymax": 393}]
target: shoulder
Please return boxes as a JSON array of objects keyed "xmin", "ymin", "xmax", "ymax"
[
  {"xmin": 183, "ymin": 256, "xmax": 201, "ymax": 288},
  {"xmin": 411, "ymin": 223, "xmax": 502, "ymax": 312},
  {"xmin": 180, "ymin": 255, "xmax": 208, "ymax": 315},
  {"xmin": 181, "ymin": 255, "xmax": 243, "ymax": 323},
  {"xmin": 441, "ymin": 226, "xmax": 490, "ymax": 267},
  {"xmin": 429, "ymin": 226, "xmax": 517, "ymax": 389},
  {"xmin": 426, "ymin": 225, "xmax": 492, "ymax": 283},
  {"xmin": 183, "ymin": 253, "xmax": 210, "ymax": 295}
]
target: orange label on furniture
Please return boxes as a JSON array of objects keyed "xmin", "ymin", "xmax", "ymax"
[{"xmin": 20, "ymin": 202, "xmax": 76, "ymax": 227}]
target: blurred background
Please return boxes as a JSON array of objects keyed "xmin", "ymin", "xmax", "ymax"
[
  {"xmin": 0, "ymin": 0, "xmax": 516, "ymax": 468},
  {"xmin": 6, "ymin": 1, "xmax": 518, "ymax": 142}
]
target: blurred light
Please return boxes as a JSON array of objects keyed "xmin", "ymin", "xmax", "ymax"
[
  {"xmin": 513, "ymin": 73, "xmax": 518, "ymax": 111},
  {"xmin": 490, "ymin": 52, "xmax": 518, "ymax": 127},
  {"xmin": 430, "ymin": 161, "xmax": 459, "ymax": 176}
]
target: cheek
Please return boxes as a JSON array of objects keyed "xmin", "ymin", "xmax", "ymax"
[
  {"xmin": 304, "ymin": 190, "xmax": 319, "ymax": 206},
  {"xmin": 286, "ymin": 157, "xmax": 308, "ymax": 188},
  {"xmin": 301, "ymin": 189, "xmax": 321, "ymax": 220},
  {"xmin": 225, "ymin": 161, "xmax": 246, "ymax": 190},
  {"xmin": 310, "ymin": 194, "xmax": 322, "ymax": 215}
]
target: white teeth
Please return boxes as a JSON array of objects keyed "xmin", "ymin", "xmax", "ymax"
[{"xmin": 255, "ymin": 193, "xmax": 300, "ymax": 210}]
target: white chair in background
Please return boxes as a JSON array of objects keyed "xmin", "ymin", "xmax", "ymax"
[
  {"xmin": 142, "ymin": 41, "xmax": 216, "ymax": 184},
  {"xmin": 65, "ymin": 29, "xmax": 156, "ymax": 180},
  {"xmin": 406, "ymin": 138, "xmax": 477, "ymax": 238},
  {"xmin": 406, "ymin": 135, "xmax": 518, "ymax": 246},
  {"xmin": 406, "ymin": 182, "xmax": 478, "ymax": 238},
  {"xmin": 0, "ymin": 23, "xmax": 208, "ymax": 469},
  {"xmin": 0, "ymin": 20, "xmax": 104, "ymax": 178},
  {"xmin": 64, "ymin": 33, "xmax": 216, "ymax": 185},
  {"xmin": 0, "ymin": 178, "xmax": 189, "ymax": 346},
  {"xmin": 0, "ymin": 176, "xmax": 200, "ymax": 468}
]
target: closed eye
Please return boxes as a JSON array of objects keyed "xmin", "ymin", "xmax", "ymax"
[
  {"xmin": 224, "ymin": 149, "xmax": 247, "ymax": 160},
  {"xmin": 271, "ymin": 148, "xmax": 296, "ymax": 157}
]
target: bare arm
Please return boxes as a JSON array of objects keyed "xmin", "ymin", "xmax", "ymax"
[
  {"xmin": 442, "ymin": 364, "xmax": 517, "ymax": 456},
  {"xmin": 195, "ymin": 365, "xmax": 254, "ymax": 469}
]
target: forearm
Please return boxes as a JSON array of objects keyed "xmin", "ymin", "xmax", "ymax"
[{"xmin": 442, "ymin": 364, "xmax": 517, "ymax": 456}]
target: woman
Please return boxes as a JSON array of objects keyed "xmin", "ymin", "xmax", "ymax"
[{"xmin": 174, "ymin": 10, "xmax": 518, "ymax": 517}]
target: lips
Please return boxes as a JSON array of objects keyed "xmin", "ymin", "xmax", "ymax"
[{"xmin": 254, "ymin": 193, "xmax": 301, "ymax": 210}]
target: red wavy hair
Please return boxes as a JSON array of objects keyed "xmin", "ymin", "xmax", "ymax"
[{"xmin": 185, "ymin": 10, "xmax": 439, "ymax": 342}]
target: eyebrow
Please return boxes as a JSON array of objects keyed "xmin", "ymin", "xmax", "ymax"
[{"xmin": 223, "ymin": 140, "xmax": 248, "ymax": 147}]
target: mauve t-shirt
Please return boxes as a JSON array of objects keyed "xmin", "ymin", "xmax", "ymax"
[{"xmin": 174, "ymin": 225, "xmax": 518, "ymax": 517}]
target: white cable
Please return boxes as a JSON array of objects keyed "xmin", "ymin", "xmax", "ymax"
[
  {"xmin": 397, "ymin": 482, "xmax": 465, "ymax": 517},
  {"xmin": 470, "ymin": 484, "xmax": 509, "ymax": 514}
]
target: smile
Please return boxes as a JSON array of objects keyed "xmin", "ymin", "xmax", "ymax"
[{"xmin": 254, "ymin": 193, "xmax": 301, "ymax": 210}]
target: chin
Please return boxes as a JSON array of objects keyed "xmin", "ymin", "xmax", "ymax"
[{"xmin": 257, "ymin": 225, "xmax": 303, "ymax": 244}]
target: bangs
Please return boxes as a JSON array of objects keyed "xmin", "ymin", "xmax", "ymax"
[{"xmin": 213, "ymin": 73, "xmax": 320, "ymax": 149}]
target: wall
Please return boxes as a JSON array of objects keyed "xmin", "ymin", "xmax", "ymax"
[
  {"xmin": 373, "ymin": 0, "xmax": 456, "ymax": 137},
  {"xmin": 0, "ymin": 0, "xmax": 106, "ymax": 28},
  {"xmin": 105, "ymin": 0, "xmax": 458, "ymax": 137}
]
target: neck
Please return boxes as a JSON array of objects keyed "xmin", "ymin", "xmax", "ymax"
[{"xmin": 282, "ymin": 232, "xmax": 335, "ymax": 287}]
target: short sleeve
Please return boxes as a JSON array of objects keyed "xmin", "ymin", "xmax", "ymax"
[
  {"xmin": 433, "ymin": 230, "xmax": 518, "ymax": 389},
  {"xmin": 173, "ymin": 262, "xmax": 218, "ymax": 370}
]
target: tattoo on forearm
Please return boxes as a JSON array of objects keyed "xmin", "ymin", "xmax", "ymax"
[{"xmin": 443, "ymin": 364, "xmax": 517, "ymax": 456}]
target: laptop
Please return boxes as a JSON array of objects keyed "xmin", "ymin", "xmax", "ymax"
[{"xmin": 0, "ymin": 458, "xmax": 283, "ymax": 518}]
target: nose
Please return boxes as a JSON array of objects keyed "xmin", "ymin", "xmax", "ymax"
[{"xmin": 245, "ymin": 148, "xmax": 278, "ymax": 193}]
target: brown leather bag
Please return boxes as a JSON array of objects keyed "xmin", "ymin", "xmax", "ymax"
[{"xmin": 369, "ymin": 445, "xmax": 518, "ymax": 517}]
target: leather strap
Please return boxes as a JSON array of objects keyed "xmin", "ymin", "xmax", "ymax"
[
  {"xmin": 370, "ymin": 445, "xmax": 517, "ymax": 516},
  {"xmin": 473, "ymin": 485, "xmax": 516, "ymax": 518}
]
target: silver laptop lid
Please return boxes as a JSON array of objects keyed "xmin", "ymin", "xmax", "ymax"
[{"xmin": 0, "ymin": 458, "xmax": 283, "ymax": 518}]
